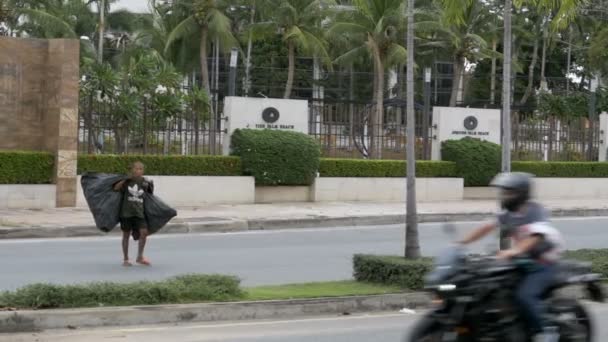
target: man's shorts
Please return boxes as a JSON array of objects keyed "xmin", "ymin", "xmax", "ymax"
[{"xmin": 120, "ymin": 217, "xmax": 147, "ymax": 232}]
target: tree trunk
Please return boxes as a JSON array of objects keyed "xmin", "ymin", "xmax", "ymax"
[
  {"xmin": 449, "ymin": 56, "xmax": 464, "ymax": 107},
  {"xmin": 244, "ymin": 5, "xmax": 255, "ymax": 96},
  {"xmin": 566, "ymin": 26, "xmax": 572, "ymax": 95},
  {"xmin": 491, "ymin": 39, "xmax": 497, "ymax": 106},
  {"xmin": 370, "ymin": 40, "xmax": 384, "ymax": 160},
  {"xmin": 540, "ymin": 21, "xmax": 548, "ymax": 91},
  {"xmin": 348, "ymin": 64, "xmax": 355, "ymax": 152},
  {"xmin": 520, "ymin": 37, "xmax": 539, "ymax": 105},
  {"xmin": 97, "ymin": 0, "xmax": 105, "ymax": 63},
  {"xmin": 284, "ymin": 40, "xmax": 295, "ymax": 99},
  {"xmin": 200, "ymin": 28, "xmax": 211, "ymax": 94},
  {"xmin": 405, "ymin": 0, "xmax": 419, "ymax": 259},
  {"xmin": 143, "ymin": 98, "xmax": 148, "ymax": 154},
  {"xmin": 501, "ymin": 0, "xmax": 513, "ymax": 250}
]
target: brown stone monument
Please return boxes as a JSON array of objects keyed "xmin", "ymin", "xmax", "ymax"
[{"xmin": 0, "ymin": 37, "xmax": 79, "ymax": 207}]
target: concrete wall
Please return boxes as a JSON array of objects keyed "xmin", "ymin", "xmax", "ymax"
[
  {"xmin": 0, "ymin": 37, "xmax": 80, "ymax": 207},
  {"xmin": 76, "ymin": 176, "xmax": 256, "ymax": 207},
  {"xmin": 534, "ymin": 178, "xmax": 608, "ymax": 200},
  {"xmin": 0, "ymin": 185, "xmax": 56, "ymax": 209},
  {"xmin": 313, "ymin": 178, "xmax": 464, "ymax": 202},
  {"xmin": 466, "ymin": 178, "xmax": 608, "ymax": 200},
  {"xmin": 255, "ymin": 186, "xmax": 312, "ymax": 203}
]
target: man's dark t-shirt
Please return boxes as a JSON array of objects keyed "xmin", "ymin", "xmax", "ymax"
[
  {"xmin": 120, "ymin": 178, "xmax": 149, "ymax": 219},
  {"xmin": 496, "ymin": 201, "xmax": 553, "ymax": 260}
]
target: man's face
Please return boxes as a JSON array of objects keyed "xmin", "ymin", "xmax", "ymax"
[{"xmin": 132, "ymin": 164, "xmax": 144, "ymax": 178}]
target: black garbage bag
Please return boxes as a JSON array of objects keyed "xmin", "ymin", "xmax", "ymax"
[
  {"xmin": 81, "ymin": 173, "xmax": 126, "ymax": 232},
  {"xmin": 143, "ymin": 193, "xmax": 177, "ymax": 235},
  {"xmin": 81, "ymin": 173, "xmax": 177, "ymax": 237}
]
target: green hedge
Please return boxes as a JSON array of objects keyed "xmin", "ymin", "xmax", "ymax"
[
  {"xmin": 0, "ymin": 274, "xmax": 243, "ymax": 310},
  {"xmin": 231, "ymin": 129, "xmax": 321, "ymax": 186},
  {"xmin": 319, "ymin": 159, "xmax": 457, "ymax": 178},
  {"xmin": 353, "ymin": 254, "xmax": 433, "ymax": 290},
  {"xmin": 442, "ymin": 137, "xmax": 501, "ymax": 186},
  {"xmin": 0, "ymin": 151, "xmax": 54, "ymax": 184},
  {"xmin": 77, "ymin": 155, "xmax": 242, "ymax": 176},
  {"xmin": 354, "ymin": 249, "xmax": 608, "ymax": 290},
  {"xmin": 563, "ymin": 249, "xmax": 608, "ymax": 279},
  {"xmin": 513, "ymin": 162, "xmax": 608, "ymax": 178}
]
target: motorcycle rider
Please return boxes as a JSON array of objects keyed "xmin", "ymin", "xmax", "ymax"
[{"xmin": 459, "ymin": 172, "xmax": 564, "ymax": 342}]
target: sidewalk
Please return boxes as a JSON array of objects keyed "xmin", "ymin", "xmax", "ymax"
[{"xmin": 1, "ymin": 199, "xmax": 608, "ymax": 239}]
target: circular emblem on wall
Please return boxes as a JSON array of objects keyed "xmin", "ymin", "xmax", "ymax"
[
  {"xmin": 262, "ymin": 107, "xmax": 280, "ymax": 123},
  {"xmin": 464, "ymin": 116, "xmax": 478, "ymax": 130}
]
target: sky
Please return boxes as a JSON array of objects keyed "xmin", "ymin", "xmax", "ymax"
[{"xmin": 112, "ymin": 0, "xmax": 150, "ymax": 13}]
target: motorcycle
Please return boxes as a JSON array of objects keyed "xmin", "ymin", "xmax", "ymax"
[{"xmin": 407, "ymin": 231, "xmax": 605, "ymax": 341}]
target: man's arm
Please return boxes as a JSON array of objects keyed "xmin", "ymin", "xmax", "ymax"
[
  {"xmin": 498, "ymin": 235, "xmax": 542, "ymax": 259},
  {"xmin": 113, "ymin": 179, "xmax": 127, "ymax": 192},
  {"xmin": 459, "ymin": 221, "xmax": 497, "ymax": 245}
]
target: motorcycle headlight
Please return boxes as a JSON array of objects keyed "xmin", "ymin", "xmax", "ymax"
[{"xmin": 438, "ymin": 284, "xmax": 457, "ymax": 292}]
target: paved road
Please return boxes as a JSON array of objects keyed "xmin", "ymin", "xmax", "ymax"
[
  {"xmin": 5, "ymin": 303, "xmax": 608, "ymax": 342},
  {"xmin": 0, "ymin": 217, "xmax": 606, "ymax": 290}
]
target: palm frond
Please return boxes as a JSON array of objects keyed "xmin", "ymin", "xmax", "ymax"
[
  {"xmin": 165, "ymin": 15, "xmax": 197, "ymax": 55},
  {"xmin": 19, "ymin": 8, "xmax": 76, "ymax": 38}
]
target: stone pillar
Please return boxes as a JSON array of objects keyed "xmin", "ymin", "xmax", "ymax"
[
  {"xmin": 45, "ymin": 39, "xmax": 80, "ymax": 207},
  {"xmin": 599, "ymin": 113, "xmax": 608, "ymax": 162}
]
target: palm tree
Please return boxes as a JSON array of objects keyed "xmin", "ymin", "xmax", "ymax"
[
  {"xmin": 166, "ymin": 0, "xmax": 237, "ymax": 154},
  {"xmin": 166, "ymin": 0, "xmax": 237, "ymax": 94},
  {"xmin": 330, "ymin": 0, "xmax": 406, "ymax": 159},
  {"xmin": 251, "ymin": 0, "xmax": 334, "ymax": 99},
  {"xmin": 418, "ymin": 1, "xmax": 497, "ymax": 106},
  {"xmin": 405, "ymin": 0, "xmax": 419, "ymax": 259}
]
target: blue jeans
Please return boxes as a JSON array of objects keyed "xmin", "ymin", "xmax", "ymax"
[{"xmin": 515, "ymin": 264, "xmax": 557, "ymax": 333}]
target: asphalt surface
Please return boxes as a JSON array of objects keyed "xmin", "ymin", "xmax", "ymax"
[
  {"xmin": 5, "ymin": 303, "xmax": 608, "ymax": 342},
  {"xmin": 0, "ymin": 217, "xmax": 606, "ymax": 290}
]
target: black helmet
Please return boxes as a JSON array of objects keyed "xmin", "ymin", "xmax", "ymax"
[{"xmin": 490, "ymin": 172, "xmax": 533, "ymax": 212}]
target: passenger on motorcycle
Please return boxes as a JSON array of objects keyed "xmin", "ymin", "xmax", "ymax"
[{"xmin": 458, "ymin": 172, "xmax": 565, "ymax": 342}]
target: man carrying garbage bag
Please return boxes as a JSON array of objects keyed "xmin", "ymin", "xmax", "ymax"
[{"xmin": 81, "ymin": 161, "xmax": 177, "ymax": 267}]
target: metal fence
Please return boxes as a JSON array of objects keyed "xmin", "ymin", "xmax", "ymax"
[
  {"xmin": 78, "ymin": 92, "xmax": 224, "ymax": 156},
  {"xmin": 512, "ymin": 113, "xmax": 600, "ymax": 162},
  {"xmin": 308, "ymin": 99, "xmax": 430, "ymax": 160},
  {"xmin": 78, "ymin": 95, "xmax": 599, "ymax": 162}
]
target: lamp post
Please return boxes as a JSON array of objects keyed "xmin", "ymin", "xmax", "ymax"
[{"xmin": 588, "ymin": 75, "xmax": 600, "ymax": 160}]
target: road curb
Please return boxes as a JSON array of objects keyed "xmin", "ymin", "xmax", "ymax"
[
  {"xmin": 0, "ymin": 293, "xmax": 431, "ymax": 333},
  {"xmin": 1, "ymin": 208, "xmax": 608, "ymax": 240}
]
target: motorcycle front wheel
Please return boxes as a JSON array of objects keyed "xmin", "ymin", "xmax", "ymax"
[{"xmin": 548, "ymin": 298, "xmax": 592, "ymax": 342}]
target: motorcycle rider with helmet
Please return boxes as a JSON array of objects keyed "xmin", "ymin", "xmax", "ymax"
[{"xmin": 458, "ymin": 172, "xmax": 564, "ymax": 342}]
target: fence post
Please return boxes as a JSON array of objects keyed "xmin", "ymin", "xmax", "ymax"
[{"xmin": 599, "ymin": 113, "xmax": 608, "ymax": 162}]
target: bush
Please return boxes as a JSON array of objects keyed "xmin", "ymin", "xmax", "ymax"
[
  {"xmin": 354, "ymin": 249, "xmax": 608, "ymax": 289},
  {"xmin": 0, "ymin": 274, "xmax": 243, "ymax": 310},
  {"xmin": 513, "ymin": 162, "xmax": 608, "ymax": 178},
  {"xmin": 442, "ymin": 137, "xmax": 501, "ymax": 186},
  {"xmin": 353, "ymin": 254, "xmax": 433, "ymax": 290},
  {"xmin": 77, "ymin": 155, "xmax": 242, "ymax": 176},
  {"xmin": 0, "ymin": 151, "xmax": 54, "ymax": 184},
  {"xmin": 231, "ymin": 129, "xmax": 321, "ymax": 186},
  {"xmin": 563, "ymin": 249, "xmax": 608, "ymax": 279},
  {"xmin": 319, "ymin": 159, "xmax": 457, "ymax": 178}
]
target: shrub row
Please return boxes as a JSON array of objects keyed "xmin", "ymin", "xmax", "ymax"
[
  {"xmin": 512, "ymin": 161, "xmax": 608, "ymax": 178},
  {"xmin": 0, "ymin": 274, "xmax": 243, "ymax": 310},
  {"xmin": 6, "ymin": 133, "xmax": 608, "ymax": 186},
  {"xmin": 231, "ymin": 129, "xmax": 321, "ymax": 186},
  {"xmin": 77, "ymin": 154, "xmax": 242, "ymax": 176},
  {"xmin": 354, "ymin": 249, "xmax": 608, "ymax": 290},
  {"xmin": 0, "ymin": 151, "xmax": 54, "ymax": 184},
  {"xmin": 319, "ymin": 159, "xmax": 457, "ymax": 178}
]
